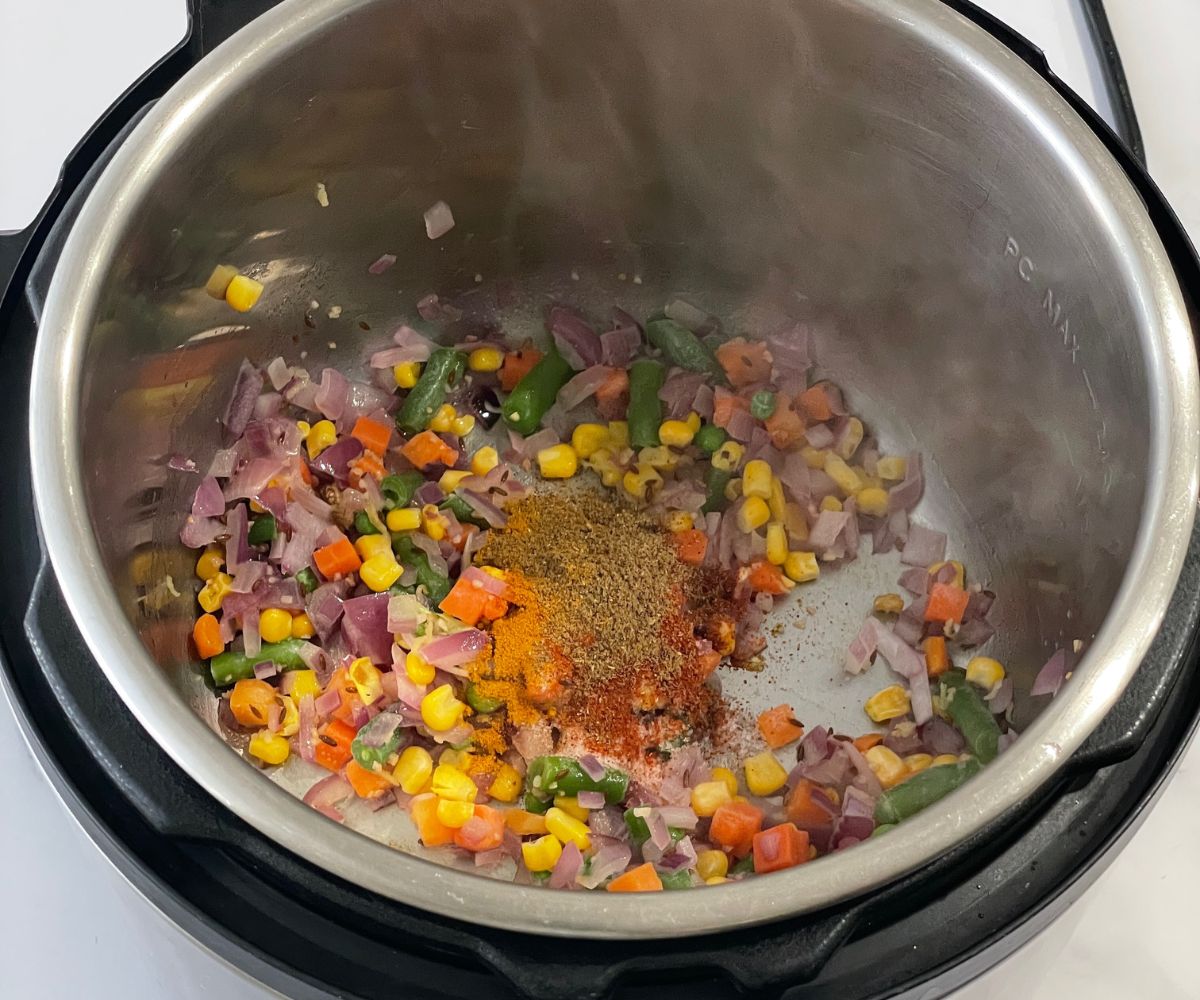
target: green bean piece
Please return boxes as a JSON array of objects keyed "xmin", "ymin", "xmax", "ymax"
[
  {"xmin": 294, "ymin": 567, "xmax": 319, "ymax": 595},
  {"xmin": 941, "ymin": 671, "xmax": 1002, "ymax": 763},
  {"xmin": 873, "ymin": 758, "xmax": 982, "ymax": 825},
  {"xmin": 701, "ymin": 465, "xmax": 732, "ymax": 514},
  {"xmin": 627, "ymin": 359, "xmax": 665, "ymax": 449},
  {"xmin": 623, "ymin": 809, "xmax": 687, "ymax": 846},
  {"xmin": 531, "ymin": 870, "xmax": 552, "ymax": 884},
  {"xmin": 501, "ymin": 348, "xmax": 574, "ymax": 435},
  {"xmin": 694, "ymin": 423, "xmax": 727, "ymax": 454},
  {"xmin": 870, "ymin": 823, "xmax": 896, "ymax": 838},
  {"xmin": 209, "ymin": 638, "xmax": 311, "ymax": 687},
  {"xmin": 660, "ymin": 869, "xmax": 695, "ymax": 890},
  {"xmin": 380, "ymin": 471, "xmax": 425, "ymax": 510},
  {"xmin": 247, "ymin": 514, "xmax": 276, "ymax": 545},
  {"xmin": 729, "ymin": 854, "xmax": 756, "ymax": 875},
  {"xmin": 525, "ymin": 755, "xmax": 631, "ymax": 805},
  {"xmin": 391, "ymin": 535, "xmax": 452, "ymax": 605},
  {"xmin": 750, "ymin": 390, "xmax": 777, "ymax": 419},
  {"xmin": 351, "ymin": 714, "xmax": 409, "ymax": 769},
  {"xmin": 644, "ymin": 317, "xmax": 720, "ymax": 375},
  {"xmin": 465, "ymin": 681, "xmax": 505, "ymax": 715},
  {"xmin": 396, "ymin": 348, "xmax": 466, "ymax": 435},
  {"xmin": 353, "ymin": 510, "xmax": 380, "ymax": 536},
  {"xmin": 523, "ymin": 791, "xmax": 552, "ymax": 814},
  {"xmin": 440, "ymin": 494, "xmax": 488, "ymax": 528}
]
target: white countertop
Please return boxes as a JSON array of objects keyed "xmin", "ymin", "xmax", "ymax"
[{"xmin": 2, "ymin": 2, "xmax": 1197, "ymax": 997}]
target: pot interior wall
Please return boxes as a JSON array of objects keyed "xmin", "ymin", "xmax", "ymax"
[{"xmin": 74, "ymin": 0, "xmax": 1147, "ymax": 850}]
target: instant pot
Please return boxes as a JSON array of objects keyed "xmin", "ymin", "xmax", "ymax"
[{"xmin": 4, "ymin": 0, "xmax": 1200, "ymax": 996}]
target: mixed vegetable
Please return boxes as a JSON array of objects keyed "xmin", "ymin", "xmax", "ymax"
[{"xmin": 176, "ymin": 288, "xmax": 1048, "ymax": 890}]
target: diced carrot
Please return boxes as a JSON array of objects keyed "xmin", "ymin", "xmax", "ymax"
[
  {"xmin": 924, "ymin": 635, "xmax": 950, "ymax": 677},
  {"xmin": 712, "ymin": 387, "xmax": 750, "ymax": 430},
  {"xmin": 757, "ymin": 704, "xmax": 805, "ymax": 749},
  {"xmin": 348, "ymin": 451, "xmax": 387, "ymax": 489},
  {"xmin": 499, "ymin": 344, "xmax": 542, "ymax": 392},
  {"xmin": 345, "ymin": 760, "xmax": 394, "ymax": 799},
  {"xmin": 313, "ymin": 536, "xmax": 361, "ymax": 580},
  {"xmin": 295, "ymin": 456, "xmax": 315, "ymax": 487},
  {"xmin": 504, "ymin": 809, "xmax": 549, "ymax": 836},
  {"xmin": 852, "ymin": 732, "xmax": 884, "ymax": 753},
  {"xmin": 672, "ymin": 529, "xmax": 709, "ymax": 566},
  {"xmin": 752, "ymin": 822, "xmax": 809, "ymax": 873},
  {"xmin": 925, "ymin": 582, "xmax": 970, "ymax": 624},
  {"xmin": 709, "ymin": 800, "xmax": 764, "ymax": 857},
  {"xmin": 606, "ymin": 862, "xmax": 663, "ymax": 893},
  {"xmin": 192, "ymin": 613, "xmax": 224, "ymax": 659},
  {"xmin": 747, "ymin": 559, "xmax": 791, "ymax": 595},
  {"xmin": 229, "ymin": 679, "xmax": 275, "ymax": 728},
  {"xmin": 786, "ymin": 780, "xmax": 836, "ymax": 829},
  {"xmin": 799, "ymin": 385, "xmax": 834, "ymax": 422},
  {"xmin": 715, "ymin": 337, "xmax": 773, "ymax": 388},
  {"xmin": 453, "ymin": 804, "xmax": 506, "ymax": 852},
  {"xmin": 410, "ymin": 793, "xmax": 455, "ymax": 846},
  {"xmin": 594, "ymin": 367, "xmax": 630, "ymax": 421},
  {"xmin": 764, "ymin": 394, "xmax": 806, "ymax": 448},
  {"xmin": 439, "ymin": 575, "xmax": 491, "ymax": 627},
  {"xmin": 350, "ymin": 415, "xmax": 393, "ymax": 456},
  {"xmin": 400, "ymin": 429, "xmax": 458, "ymax": 470},
  {"xmin": 314, "ymin": 718, "xmax": 357, "ymax": 772},
  {"xmin": 481, "ymin": 594, "xmax": 509, "ymax": 621}
]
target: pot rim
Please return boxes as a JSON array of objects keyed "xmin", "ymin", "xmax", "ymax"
[{"xmin": 28, "ymin": 0, "xmax": 1200, "ymax": 938}]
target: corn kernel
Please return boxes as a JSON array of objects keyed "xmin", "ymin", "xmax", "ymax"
[
  {"xmin": 639, "ymin": 446, "xmax": 679, "ymax": 471},
  {"xmin": 856, "ymin": 487, "xmax": 889, "ymax": 518},
  {"xmin": 393, "ymin": 746, "xmax": 434, "ymax": 794},
  {"xmin": 421, "ymin": 504, "xmax": 447, "ymax": 541},
  {"xmin": 452, "ymin": 414, "xmax": 476, "ymax": 436},
  {"xmin": 784, "ymin": 552, "xmax": 819, "ymax": 584},
  {"xmin": 570, "ymin": 423, "xmax": 609, "ymax": 459},
  {"xmin": 824, "ymin": 454, "xmax": 862, "ymax": 495},
  {"xmin": 742, "ymin": 460, "xmax": 773, "ymax": 499},
  {"xmin": 470, "ymin": 446, "xmax": 499, "ymax": 476},
  {"xmin": 685, "ymin": 411, "xmax": 702, "ymax": 433},
  {"xmin": 431, "ymin": 763, "xmax": 477, "ymax": 802},
  {"xmin": 930, "ymin": 560, "xmax": 966, "ymax": 590},
  {"xmin": 355, "ymin": 533, "xmax": 393, "ymax": 562},
  {"xmin": 295, "ymin": 420, "xmax": 311, "ymax": 440},
  {"xmin": 836, "ymin": 417, "xmax": 864, "ymax": 460},
  {"xmin": 205, "ymin": 264, "xmax": 238, "ymax": 299},
  {"xmin": 622, "ymin": 465, "xmax": 662, "ymax": 500},
  {"xmin": 738, "ymin": 496, "xmax": 770, "ymax": 532},
  {"xmin": 306, "ymin": 419, "xmax": 337, "ymax": 459},
  {"xmin": 931, "ymin": 753, "xmax": 960, "ymax": 768},
  {"xmin": 743, "ymin": 752, "xmax": 789, "ymax": 797},
  {"xmin": 248, "ymin": 731, "xmax": 290, "ymax": 765},
  {"xmin": 865, "ymin": 684, "xmax": 911, "ymax": 722},
  {"xmin": 690, "ymin": 780, "xmax": 733, "ymax": 817},
  {"xmin": 428, "ymin": 404, "xmax": 456, "ymax": 433},
  {"xmin": 439, "ymin": 748, "xmax": 471, "ymax": 769},
  {"xmin": 711, "ymin": 766, "xmax": 739, "ymax": 797},
  {"xmin": 258, "ymin": 608, "xmax": 293, "ymax": 644},
  {"xmin": 877, "ymin": 455, "xmax": 908, "ymax": 481},
  {"xmin": 405, "ymin": 651, "xmax": 435, "ymax": 686},
  {"xmin": 607, "ymin": 421, "xmax": 630, "ymax": 449},
  {"xmin": 724, "ymin": 477, "xmax": 742, "ymax": 502},
  {"xmin": 288, "ymin": 669, "xmax": 321, "ymax": 704},
  {"xmin": 544, "ymin": 807, "xmax": 591, "ymax": 850},
  {"xmin": 393, "ymin": 361, "xmax": 422, "ymax": 389},
  {"xmin": 488, "ymin": 763, "xmax": 522, "ymax": 803},
  {"xmin": 276, "ymin": 695, "xmax": 299, "ymax": 737},
  {"xmin": 224, "ymin": 274, "xmax": 263, "ymax": 312},
  {"xmin": 290, "ymin": 612, "xmax": 315, "ymax": 640},
  {"xmin": 467, "ymin": 346, "xmax": 504, "ymax": 372},
  {"xmin": 197, "ymin": 572, "xmax": 233, "ymax": 613},
  {"xmin": 873, "ymin": 593, "xmax": 904, "ymax": 614},
  {"xmin": 766, "ymin": 523, "xmax": 788, "ymax": 565},
  {"xmin": 349, "ymin": 657, "xmax": 384, "ymax": 705},
  {"xmin": 360, "ymin": 554, "xmax": 403, "ymax": 592},
  {"xmin": 659, "ymin": 420, "xmax": 695, "ymax": 448},
  {"xmin": 905, "ymin": 753, "xmax": 934, "ymax": 775},
  {"xmin": 819, "ymin": 495, "xmax": 843, "ymax": 513},
  {"xmin": 965, "ymin": 656, "xmax": 1006, "ymax": 690},
  {"xmin": 537, "ymin": 443, "xmax": 578, "ymax": 479},
  {"xmin": 865, "ymin": 745, "xmax": 908, "ymax": 788},
  {"xmin": 522, "ymin": 834, "xmax": 563, "ymax": 872},
  {"xmin": 696, "ymin": 849, "xmax": 729, "ymax": 881},
  {"xmin": 387, "ymin": 507, "xmax": 421, "ymax": 532},
  {"xmin": 195, "ymin": 549, "xmax": 224, "ymax": 581},
  {"xmin": 664, "ymin": 511, "xmax": 694, "ymax": 533},
  {"xmin": 421, "ymin": 684, "xmax": 466, "ymax": 732},
  {"xmin": 706, "ymin": 876, "xmax": 729, "ymax": 885},
  {"xmin": 768, "ymin": 477, "xmax": 787, "ymax": 522},
  {"xmin": 436, "ymin": 799, "xmax": 476, "ymax": 828},
  {"xmin": 438, "ymin": 469, "xmax": 473, "ymax": 493},
  {"xmin": 553, "ymin": 796, "xmax": 591, "ymax": 822},
  {"xmin": 711, "ymin": 441, "xmax": 745, "ymax": 472},
  {"xmin": 801, "ymin": 446, "xmax": 827, "ymax": 469}
]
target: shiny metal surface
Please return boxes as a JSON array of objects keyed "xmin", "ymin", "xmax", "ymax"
[{"xmin": 29, "ymin": 0, "xmax": 1198, "ymax": 936}]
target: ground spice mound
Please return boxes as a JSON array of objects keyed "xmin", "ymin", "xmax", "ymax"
[{"xmin": 475, "ymin": 489, "xmax": 731, "ymax": 762}]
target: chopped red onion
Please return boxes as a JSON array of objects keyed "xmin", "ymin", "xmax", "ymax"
[
  {"xmin": 663, "ymin": 298, "xmax": 711, "ymax": 331},
  {"xmin": 655, "ymin": 806, "xmax": 699, "ymax": 831},
  {"xmin": 306, "ymin": 583, "xmax": 345, "ymax": 642},
  {"xmin": 311, "ymin": 436, "xmax": 363, "ymax": 485},
  {"xmin": 997, "ymin": 728, "xmax": 1020, "ymax": 753},
  {"xmin": 424, "ymin": 200, "xmax": 455, "ymax": 239},
  {"xmin": 509, "ymin": 427, "xmax": 560, "ymax": 460},
  {"xmin": 660, "ymin": 371, "xmax": 707, "ymax": 420},
  {"xmin": 600, "ymin": 325, "xmax": 641, "ymax": 367},
  {"xmin": 899, "ymin": 567, "xmax": 930, "ymax": 595},
  {"xmin": 900, "ymin": 523, "xmax": 947, "ymax": 567},
  {"xmin": 253, "ymin": 660, "xmax": 278, "ymax": 681},
  {"xmin": 460, "ymin": 490, "xmax": 508, "ymax": 528},
  {"xmin": 549, "ymin": 305, "xmax": 602, "ymax": 369},
  {"xmin": 314, "ymin": 367, "xmax": 350, "ymax": 421},
  {"xmin": 420, "ymin": 629, "xmax": 489, "ymax": 669},
  {"xmin": 808, "ymin": 509, "xmax": 852, "ymax": 555},
  {"xmin": 474, "ymin": 847, "xmax": 510, "ymax": 868},
  {"xmin": 576, "ymin": 790, "xmax": 606, "ymax": 810},
  {"xmin": 511, "ymin": 723, "xmax": 553, "ymax": 762},
  {"xmin": 882, "ymin": 721, "xmax": 923, "ymax": 756},
  {"xmin": 954, "ymin": 618, "xmax": 996, "ymax": 648},
  {"xmin": 579, "ymin": 754, "xmax": 606, "ymax": 782},
  {"xmin": 368, "ymin": 253, "xmax": 397, "ymax": 274},
  {"xmin": 230, "ymin": 561, "xmax": 268, "ymax": 594},
  {"xmin": 920, "ymin": 716, "xmax": 965, "ymax": 756},
  {"xmin": 301, "ymin": 773, "xmax": 352, "ymax": 822},
  {"xmin": 341, "ymin": 593, "xmax": 393, "ymax": 664},
  {"xmin": 724, "ymin": 406, "xmax": 756, "ymax": 443},
  {"xmin": 191, "ymin": 476, "xmax": 225, "ymax": 517},
  {"xmin": 225, "ymin": 503, "xmax": 251, "ymax": 571},
  {"xmin": 844, "ymin": 617, "xmax": 879, "ymax": 674},
  {"xmin": 1031, "ymin": 648, "xmax": 1068, "ymax": 697},
  {"xmin": 460, "ymin": 566, "xmax": 509, "ymax": 599},
  {"xmin": 558, "ymin": 365, "xmax": 613, "ymax": 410},
  {"xmin": 369, "ymin": 346, "xmax": 413, "ymax": 369},
  {"xmin": 986, "ymin": 677, "xmax": 1014, "ymax": 714},
  {"xmin": 297, "ymin": 694, "xmax": 317, "ymax": 761},
  {"xmin": 805, "ymin": 423, "xmax": 835, "ymax": 449},
  {"xmin": 765, "ymin": 322, "xmax": 811, "ymax": 377},
  {"xmin": 576, "ymin": 842, "xmax": 633, "ymax": 890},
  {"xmin": 588, "ymin": 806, "xmax": 629, "ymax": 840},
  {"xmin": 692, "ymin": 382, "xmax": 715, "ymax": 421},
  {"xmin": 888, "ymin": 453, "xmax": 924, "ymax": 513},
  {"xmin": 865, "ymin": 617, "xmax": 933, "ymax": 724},
  {"xmin": 222, "ymin": 359, "xmax": 264, "ymax": 438},
  {"xmin": 391, "ymin": 324, "xmax": 435, "ymax": 361},
  {"xmin": 314, "ymin": 686, "xmax": 342, "ymax": 717}
]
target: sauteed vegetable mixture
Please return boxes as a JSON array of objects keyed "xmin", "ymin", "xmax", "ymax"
[{"xmin": 179, "ymin": 286, "xmax": 1054, "ymax": 890}]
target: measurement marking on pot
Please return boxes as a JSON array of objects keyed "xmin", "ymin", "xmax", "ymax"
[{"xmin": 1003, "ymin": 236, "xmax": 1080, "ymax": 361}]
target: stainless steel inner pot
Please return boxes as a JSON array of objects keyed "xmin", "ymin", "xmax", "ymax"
[{"xmin": 29, "ymin": 0, "xmax": 1198, "ymax": 937}]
